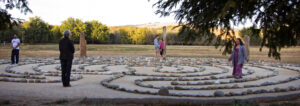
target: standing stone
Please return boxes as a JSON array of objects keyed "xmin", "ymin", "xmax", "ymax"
[
  {"xmin": 162, "ymin": 26, "xmax": 167, "ymax": 57},
  {"xmin": 244, "ymin": 35, "xmax": 250, "ymax": 57},
  {"xmin": 158, "ymin": 87, "xmax": 169, "ymax": 96},
  {"xmin": 80, "ymin": 32, "xmax": 87, "ymax": 57}
]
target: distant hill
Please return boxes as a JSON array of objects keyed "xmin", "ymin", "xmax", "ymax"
[
  {"xmin": 135, "ymin": 22, "xmax": 178, "ymax": 28},
  {"xmin": 113, "ymin": 22, "xmax": 178, "ymax": 28}
]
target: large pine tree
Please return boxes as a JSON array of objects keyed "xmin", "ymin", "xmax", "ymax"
[{"xmin": 153, "ymin": 0, "xmax": 300, "ymax": 59}]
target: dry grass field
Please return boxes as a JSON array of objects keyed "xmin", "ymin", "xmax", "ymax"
[{"xmin": 0, "ymin": 44, "xmax": 299, "ymax": 63}]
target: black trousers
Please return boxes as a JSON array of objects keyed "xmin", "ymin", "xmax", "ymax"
[
  {"xmin": 60, "ymin": 59, "xmax": 73, "ymax": 86},
  {"xmin": 160, "ymin": 49, "xmax": 164, "ymax": 56},
  {"xmin": 11, "ymin": 49, "xmax": 19, "ymax": 64}
]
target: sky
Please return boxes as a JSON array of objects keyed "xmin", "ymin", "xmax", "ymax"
[
  {"xmin": 8, "ymin": 0, "xmax": 176, "ymax": 26},
  {"xmin": 8, "ymin": 0, "xmax": 252, "ymax": 29}
]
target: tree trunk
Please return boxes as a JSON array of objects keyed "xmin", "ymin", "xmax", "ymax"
[
  {"xmin": 163, "ymin": 26, "xmax": 167, "ymax": 57},
  {"xmin": 244, "ymin": 35, "xmax": 250, "ymax": 57}
]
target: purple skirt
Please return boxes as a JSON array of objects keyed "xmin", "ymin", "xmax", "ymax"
[
  {"xmin": 232, "ymin": 48, "xmax": 243, "ymax": 77},
  {"xmin": 233, "ymin": 64, "xmax": 243, "ymax": 77}
]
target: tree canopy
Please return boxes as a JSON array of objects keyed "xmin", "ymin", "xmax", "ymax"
[
  {"xmin": 0, "ymin": 0, "xmax": 32, "ymax": 31},
  {"xmin": 85, "ymin": 20, "xmax": 109, "ymax": 43},
  {"xmin": 60, "ymin": 17, "xmax": 87, "ymax": 43},
  {"xmin": 0, "ymin": 16, "xmax": 216, "ymax": 45},
  {"xmin": 153, "ymin": 0, "xmax": 300, "ymax": 59},
  {"xmin": 23, "ymin": 16, "xmax": 52, "ymax": 43}
]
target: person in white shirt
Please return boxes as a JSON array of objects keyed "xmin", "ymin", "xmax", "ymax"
[{"xmin": 11, "ymin": 34, "xmax": 20, "ymax": 64}]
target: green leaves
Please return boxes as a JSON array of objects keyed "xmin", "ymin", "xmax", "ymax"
[
  {"xmin": 0, "ymin": 0, "xmax": 32, "ymax": 31},
  {"xmin": 153, "ymin": 0, "xmax": 300, "ymax": 59},
  {"xmin": 60, "ymin": 18, "xmax": 110, "ymax": 44},
  {"xmin": 60, "ymin": 17, "xmax": 87, "ymax": 43},
  {"xmin": 22, "ymin": 16, "xmax": 52, "ymax": 43},
  {"xmin": 89, "ymin": 20, "xmax": 109, "ymax": 43},
  {"xmin": 0, "ymin": 16, "xmax": 110, "ymax": 44}
]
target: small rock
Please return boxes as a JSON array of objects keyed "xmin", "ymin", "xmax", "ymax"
[
  {"xmin": 234, "ymin": 91, "xmax": 242, "ymax": 96},
  {"xmin": 214, "ymin": 90, "xmax": 225, "ymax": 97},
  {"xmin": 158, "ymin": 87, "xmax": 169, "ymax": 96},
  {"xmin": 224, "ymin": 85, "xmax": 231, "ymax": 89},
  {"xmin": 280, "ymin": 88, "xmax": 288, "ymax": 92},
  {"xmin": 174, "ymin": 86, "xmax": 183, "ymax": 90},
  {"xmin": 197, "ymin": 82, "xmax": 205, "ymax": 85},
  {"xmin": 215, "ymin": 80, "xmax": 220, "ymax": 84},
  {"xmin": 261, "ymin": 89, "xmax": 268, "ymax": 93},
  {"xmin": 269, "ymin": 89, "xmax": 275, "ymax": 93},
  {"xmin": 288, "ymin": 86, "xmax": 298, "ymax": 91},
  {"xmin": 253, "ymin": 89, "xmax": 261, "ymax": 94},
  {"xmin": 232, "ymin": 84, "xmax": 240, "ymax": 88},
  {"xmin": 262, "ymin": 81, "xmax": 272, "ymax": 86},
  {"xmin": 229, "ymin": 91, "xmax": 235, "ymax": 96},
  {"xmin": 210, "ymin": 76, "xmax": 217, "ymax": 79},
  {"xmin": 274, "ymin": 87, "xmax": 280, "ymax": 92},
  {"xmin": 224, "ymin": 93, "xmax": 231, "ymax": 96},
  {"xmin": 147, "ymin": 84, "xmax": 154, "ymax": 88},
  {"xmin": 170, "ymin": 81, "xmax": 179, "ymax": 85},
  {"xmin": 241, "ymin": 91, "xmax": 248, "ymax": 95}
]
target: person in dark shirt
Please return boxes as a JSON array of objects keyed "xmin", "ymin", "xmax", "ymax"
[{"xmin": 59, "ymin": 30, "xmax": 75, "ymax": 87}]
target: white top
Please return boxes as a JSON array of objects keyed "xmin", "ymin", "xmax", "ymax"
[
  {"xmin": 154, "ymin": 38, "xmax": 159, "ymax": 48},
  {"xmin": 11, "ymin": 38, "xmax": 20, "ymax": 50}
]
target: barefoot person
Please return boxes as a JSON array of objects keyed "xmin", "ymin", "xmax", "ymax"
[
  {"xmin": 59, "ymin": 30, "xmax": 75, "ymax": 87},
  {"xmin": 154, "ymin": 35, "xmax": 160, "ymax": 60},
  {"xmin": 228, "ymin": 38, "xmax": 248, "ymax": 79},
  {"xmin": 11, "ymin": 34, "xmax": 20, "ymax": 65},
  {"xmin": 159, "ymin": 39, "xmax": 165, "ymax": 60}
]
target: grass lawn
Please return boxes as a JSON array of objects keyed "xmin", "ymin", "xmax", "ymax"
[{"xmin": 0, "ymin": 44, "xmax": 300, "ymax": 63}]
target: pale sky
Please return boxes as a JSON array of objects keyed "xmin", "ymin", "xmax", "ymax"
[
  {"xmin": 8, "ymin": 0, "xmax": 176, "ymax": 26},
  {"xmin": 8, "ymin": 0, "xmax": 252, "ymax": 28}
]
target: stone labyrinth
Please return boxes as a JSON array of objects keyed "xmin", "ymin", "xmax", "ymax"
[{"xmin": 1, "ymin": 56, "xmax": 300, "ymax": 98}]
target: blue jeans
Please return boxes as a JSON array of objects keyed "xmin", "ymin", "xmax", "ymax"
[{"xmin": 11, "ymin": 49, "xmax": 19, "ymax": 64}]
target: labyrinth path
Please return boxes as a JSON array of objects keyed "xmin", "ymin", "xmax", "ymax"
[{"xmin": 0, "ymin": 56, "xmax": 300, "ymax": 99}]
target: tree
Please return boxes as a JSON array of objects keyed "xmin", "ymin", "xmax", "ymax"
[
  {"xmin": 0, "ymin": 24, "xmax": 22, "ymax": 43},
  {"xmin": 144, "ymin": 28, "xmax": 157, "ymax": 45},
  {"xmin": 178, "ymin": 26, "xmax": 199, "ymax": 45},
  {"xmin": 87, "ymin": 20, "xmax": 109, "ymax": 43},
  {"xmin": 153, "ymin": 0, "xmax": 300, "ymax": 59},
  {"xmin": 84, "ymin": 21, "xmax": 93, "ymax": 43},
  {"xmin": 119, "ymin": 27, "xmax": 132, "ymax": 44},
  {"xmin": 239, "ymin": 27, "xmax": 261, "ymax": 46},
  {"xmin": 22, "ymin": 16, "xmax": 52, "ymax": 43},
  {"xmin": 60, "ymin": 17, "xmax": 86, "ymax": 43},
  {"xmin": 0, "ymin": 0, "xmax": 32, "ymax": 31},
  {"xmin": 130, "ymin": 28, "xmax": 147, "ymax": 44},
  {"xmin": 51, "ymin": 25, "xmax": 62, "ymax": 43}
]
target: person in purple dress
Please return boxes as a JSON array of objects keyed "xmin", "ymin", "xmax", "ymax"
[{"xmin": 228, "ymin": 38, "xmax": 248, "ymax": 79}]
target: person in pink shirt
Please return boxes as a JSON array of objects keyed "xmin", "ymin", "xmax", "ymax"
[{"xmin": 159, "ymin": 39, "xmax": 165, "ymax": 59}]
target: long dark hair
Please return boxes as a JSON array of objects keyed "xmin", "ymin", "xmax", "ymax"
[{"xmin": 234, "ymin": 38, "xmax": 244, "ymax": 49}]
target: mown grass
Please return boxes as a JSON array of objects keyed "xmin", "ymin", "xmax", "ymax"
[
  {"xmin": 0, "ymin": 44, "xmax": 300, "ymax": 63},
  {"xmin": 86, "ymin": 45, "xmax": 150, "ymax": 51},
  {"xmin": 0, "ymin": 44, "xmax": 151, "ymax": 51}
]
